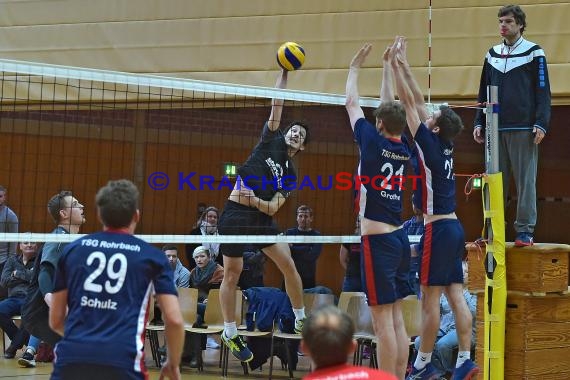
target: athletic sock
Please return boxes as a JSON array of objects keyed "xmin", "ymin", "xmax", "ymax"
[
  {"xmin": 223, "ymin": 322, "xmax": 238, "ymax": 338},
  {"xmin": 293, "ymin": 307, "xmax": 306, "ymax": 321},
  {"xmin": 456, "ymin": 350, "xmax": 471, "ymax": 368},
  {"xmin": 414, "ymin": 351, "xmax": 432, "ymax": 370}
]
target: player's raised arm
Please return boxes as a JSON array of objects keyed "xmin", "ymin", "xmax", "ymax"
[
  {"xmin": 345, "ymin": 43, "xmax": 371, "ymax": 129},
  {"xmin": 393, "ymin": 36, "xmax": 429, "ymax": 123},
  {"xmin": 267, "ymin": 69, "xmax": 288, "ymax": 131},
  {"xmin": 381, "ymin": 45, "xmax": 395, "ymax": 102},
  {"xmin": 391, "ymin": 37, "xmax": 422, "ymax": 137}
]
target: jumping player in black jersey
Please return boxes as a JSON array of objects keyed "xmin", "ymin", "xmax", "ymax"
[{"xmin": 217, "ymin": 69, "xmax": 310, "ymax": 362}]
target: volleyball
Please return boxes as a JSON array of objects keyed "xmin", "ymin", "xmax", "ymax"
[{"xmin": 276, "ymin": 42, "xmax": 305, "ymax": 71}]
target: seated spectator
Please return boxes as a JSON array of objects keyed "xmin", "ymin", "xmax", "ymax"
[
  {"xmin": 184, "ymin": 246, "xmax": 224, "ymax": 367},
  {"xmin": 413, "ymin": 257, "xmax": 477, "ymax": 376},
  {"xmin": 185, "ymin": 206, "xmax": 221, "ymax": 270},
  {"xmin": 152, "ymin": 245, "xmax": 190, "ymax": 325},
  {"xmin": 1, "ymin": 240, "xmax": 37, "ymax": 358},
  {"xmin": 163, "ymin": 245, "xmax": 190, "ymax": 288},
  {"xmin": 285, "ymin": 205, "xmax": 322, "ymax": 290},
  {"xmin": 189, "ymin": 246, "xmax": 224, "ymax": 304},
  {"xmin": 0, "ymin": 185, "xmax": 19, "ymax": 301},
  {"xmin": 301, "ymin": 305, "xmax": 396, "ymax": 380}
]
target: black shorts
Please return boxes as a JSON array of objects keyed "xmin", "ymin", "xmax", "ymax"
[{"xmin": 218, "ymin": 200, "xmax": 280, "ymax": 257}]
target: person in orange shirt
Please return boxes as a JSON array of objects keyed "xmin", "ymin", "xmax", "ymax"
[{"xmin": 301, "ymin": 305, "xmax": 396, "ymax": 380}]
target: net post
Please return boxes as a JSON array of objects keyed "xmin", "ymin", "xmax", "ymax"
[{"xmin": 483, "ymin": 85, "xmax": 506, "ymax": 380}]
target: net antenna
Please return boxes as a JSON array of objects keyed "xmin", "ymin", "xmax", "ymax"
[{"xmin": 427, "ymin": 0, "xmax": 433, "ymax": 104}]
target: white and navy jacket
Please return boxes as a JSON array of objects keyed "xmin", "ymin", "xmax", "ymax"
[{"xmin": 474, "ymin": 37, "xmax": 551, "ymax": 133}]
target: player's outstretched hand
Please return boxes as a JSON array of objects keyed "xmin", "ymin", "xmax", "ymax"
[
  {"xmin": 382, "ymin": 44, "xmax": 391, "ymax": 63},
  {"xmin": 388, "ymin": 36, "xmax": 407, "ymax": 65},
  {"xmin": 159, "ymin": 360, "xmax": 181, "ymax": 380},
  {"xmin": 395, "ymin": 36, "xmax": 407, "ymax": 64},
  {"xmin": 350, "ymin": 43, "xmax": 372, "ymax": 69}
]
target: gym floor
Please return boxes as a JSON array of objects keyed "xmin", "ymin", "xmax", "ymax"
[{"xmin": 1, "ymin": 337, "xmax": 314, "ymax": 379}]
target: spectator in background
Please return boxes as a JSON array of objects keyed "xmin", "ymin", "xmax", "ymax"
[
  {"xmin": 185, "ymin": 206, "xmax": 221, "ymax": 270},
  {"xmin": 22, "ymin": 191, "xmax": 86, "ymax": 348},
  {"xmin": 1, "ymin": 240, "xmax": 37, "ymax": 358},
  {"xmin": 301, "ymin": 305, "xmax": 396, "ymax": 380},
  {"xmin": 163, "ymin": 245, "xmax": 190, "ymax": 288},
  {"xmin": 151, "ymin": 245, "xmax": 191, "ymax": 326},
  {"xmin": 339, "ymin": 217, "xmax": 362, "ymax": 292},
  {"xmin": 0, "ymin": 185, "xmax": 19, "ymax": 299},
  {"xmin": 285, "ymin": 205, "xmax": 322, "ymax": 289},
  {"xmin": 402, "ymin": 196, "xmax": 424, "ymax": 297},
  {"xmin": 189, "ymin": 246, "xmax": 224, "ymax": 304},
  {"xmin": 185, "ymin": 245, "xmax": 224, "ymax": 366}
]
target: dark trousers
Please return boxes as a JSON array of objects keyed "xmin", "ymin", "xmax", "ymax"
[
  {"xmin": 0, "ymin": 296, "xmax": 30, "ymax": 349},
  {"xmin": 28, "ymin": 318, "xmax": 61, "ymax": 347},
  {"xmin": 52, "ymin": 363, "xmax": 144, "ymax": 380},
  {"xmin": 0, "ymin": 262, "xmax": 7, "ymax": 300}
]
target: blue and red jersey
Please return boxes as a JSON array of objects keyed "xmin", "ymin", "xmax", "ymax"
[
  {"xmin": 53, "ymin": 231, "xmax": 177, "ymax": 375},
  {"xmin": 353, "ymin": 118, "xmax": 410, "ymax": 226},
  {"xmin": 413, "ymin": 122, "xmax": 456, "ymax": 215}
]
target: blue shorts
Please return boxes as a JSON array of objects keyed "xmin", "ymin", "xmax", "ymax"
[
  {"xmin": 361, "ymin": 229, "xmax": 412, "ymax": 306},
  {"xmin": 419, "ymin": 219, "xmax": 465, "ymax": 286},
  {"xmin": 51, "ymin": 363, "xmax": 144, "ymax": 380}
]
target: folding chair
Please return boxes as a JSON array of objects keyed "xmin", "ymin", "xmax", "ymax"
[
  {"xmin": 186, "ymin": 288, "xmax": 242, "ymax": 375},
  {"xmin": 338, "ymin": 292, "xmax": 378, "ymax": 367},
  {"xmin": 268, "ymin": 292, "xmax": 335, "ymax": 379},
  {"xmin": 146, "ymin": 288, "xmax": 198, "ymax": 367},
  {"xmin": 337, "ymin": 292, "xmax": 375, "ymax": 366},
  {"xmin": 401, "ymin": 294, "xmax": 422, "ymax": 366},
  {"xmin": 401, "ymin": 294, "xmax": 422, "ymax": 338},
  {"xmin": 235, "ymin": 291, "xmax": 275, "ymax": 374}
]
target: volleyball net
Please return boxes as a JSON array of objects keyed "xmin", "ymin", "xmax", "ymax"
[{"xmin": 0, "ymin": 58, "xmax": 432, "ymax": 248}]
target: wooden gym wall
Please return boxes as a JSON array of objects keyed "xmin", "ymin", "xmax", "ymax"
[
  {"xmin": 2, "ymin": 103, "xmax": 570, "ymax": 295},
  {"xmin": 0, "ymin": 0, "xmax": 569, "ymax": 102}
]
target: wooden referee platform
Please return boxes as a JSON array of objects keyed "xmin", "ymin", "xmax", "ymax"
[{"xmin": 467, "ymin": 242, "xmax": 570, "ymax": 379}]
